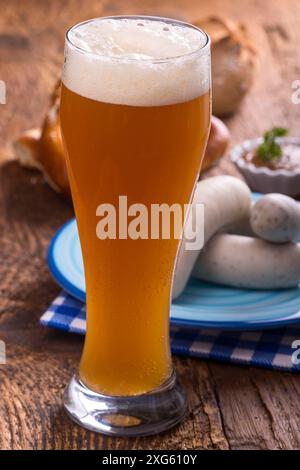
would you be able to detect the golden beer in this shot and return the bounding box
[61,15,211,435]
[61,86,210,395]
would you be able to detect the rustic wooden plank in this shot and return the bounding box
[209,363,282,450]
[249,368,300,450]
[0,0,300,450]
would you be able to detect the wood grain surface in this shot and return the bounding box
[1,0,300,450]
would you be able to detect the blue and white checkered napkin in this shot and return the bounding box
[41,291,300,373]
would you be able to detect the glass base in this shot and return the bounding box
[63,371,187,436]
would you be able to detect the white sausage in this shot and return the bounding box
[250,194,300,243]
[172,176,251,298]
[193,234,300,289]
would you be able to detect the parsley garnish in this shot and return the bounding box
[257,127,288,161]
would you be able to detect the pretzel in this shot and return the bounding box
[14,81,70,198]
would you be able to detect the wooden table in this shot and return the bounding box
[1,0,300,450]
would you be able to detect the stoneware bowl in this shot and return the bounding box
[231,137,300,197]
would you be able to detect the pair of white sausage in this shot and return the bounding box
[172,177,300,297]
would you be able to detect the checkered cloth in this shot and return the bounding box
[41,291,300,372]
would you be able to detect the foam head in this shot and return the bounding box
[63,17,211,106]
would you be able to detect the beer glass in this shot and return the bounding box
[60,15,211,436]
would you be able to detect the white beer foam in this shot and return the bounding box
[62,17,210,106]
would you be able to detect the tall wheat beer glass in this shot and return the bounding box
[60,16,211,436]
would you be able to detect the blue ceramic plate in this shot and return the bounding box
[48,194,300,330]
